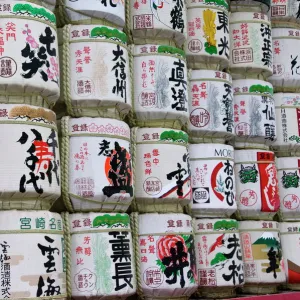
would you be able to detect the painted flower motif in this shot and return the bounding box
[50,56,59,75]
[46,68,54,80]
[89,123,98,132]
[98,125,105,133]
[113,126,120,136]
[26,35,39,49]
[156,235,188,261]
[106,124,114,134]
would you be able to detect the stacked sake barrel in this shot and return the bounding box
[0,1,69,299]
[228,0,287,295]
[126,0,199,299]
[269,0,300,291]
[56,1,137,299]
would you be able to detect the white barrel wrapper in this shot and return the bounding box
[70,213,136,298]
[271,0,300,25]
[133,45,189,128]
[280,222,300,288]
[233,79,276,147]
[239,221,285,293]
[188,70,234,140]
[64,25,131,119]
[185,0,230,69]
[229,12,273,78]
[230,0,270,13]
[0,1,59,105]
[277,157,300,221]
[130,0,187,47]
[272,93,300,153]
[134,127,191,212]
[0,104,60,209]
[0,210,66,299]
[269,28,300,92]
[137,213,197,298]
[194,219,244,297]
[62,0,125,28]
[63,117,133,212]
[235,150,280,220]
[190,144,237,218]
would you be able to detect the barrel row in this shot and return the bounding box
[4,210,300,299]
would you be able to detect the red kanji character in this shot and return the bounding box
[77,258,84,265]
[76,246,83,254]
[140,239,147,246]
[84,247,91,256]
[83,236,91,244]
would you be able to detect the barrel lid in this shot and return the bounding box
[69,24,127,45]
[136,128,188,145]
[70,213,130,234]
[194,218,238,232]
[272,27,300,39]
[239,220,279,230]
[280,222,300,233]
[189,144,234,160]
[235,149,275,164]
[233,79,273,96]
[190,70,232,82]
[276,157,300,170]
[274,93,300,107]
[133,44,186,59]
[67,117,130,140]
[230,11,270,23]
[138,213,192,235]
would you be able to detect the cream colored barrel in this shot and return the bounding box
[230,0,270,13]
[188,70,234,141]
[0,1,59,108]
[61,116,133,213]
[229,12,273,79]
[134,213,197,299]
[239,221,286,294]
[62,24,131,120]
[0,210,66,299]
[271,0,300,27]
[194,218,244,299]
[185,0,229,70]
[133,45,188,130]
[132,127,191,213]
[235,150,280,220]
[58,0,125,28]
[280,222,300,290]
[0,103,60,210]
[233,79,276,149]
[69,213,136,299]
[269,28,300,92]
[272,93,300,155]
[277,157,300,221]
[129,0,187,47]
[189,144,237,218]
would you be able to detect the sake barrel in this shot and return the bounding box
[269,28,300,92]
[0,210,66,299]
[280,222,300,289]
[61,116,133,212]
[59,0,125,28]
[0,1,59,107]
[133,45,189,129]
[276,157,300,221]
[239,221,285,294]
[271,93,300,154]
[230,0,270,13]
[194,219,244,298]
[233,79,276,148]
[133,127,191,213]
[70,213,136,298]
[62,24,131,120]
[188,70,234,140]
[271,0,300,27]
[136,213,197,299]
[229,12,273,78]
[129,0,187,47]
[235,150,280,220]
[189,144,237,218]
[0,103,60,210]
[185,0,230,70]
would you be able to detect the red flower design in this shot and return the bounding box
[156,235,187,261]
